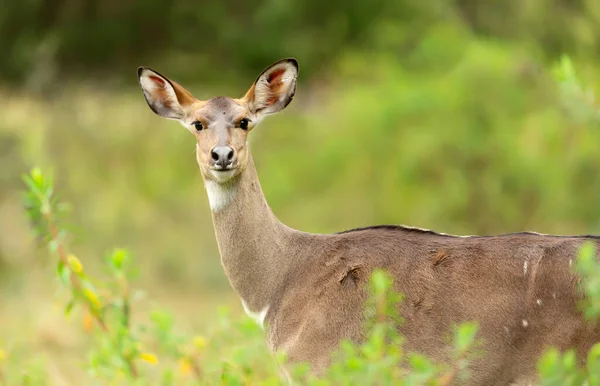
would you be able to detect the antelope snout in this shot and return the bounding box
[211,146,235,169]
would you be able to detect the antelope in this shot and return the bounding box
[137,58,600,385]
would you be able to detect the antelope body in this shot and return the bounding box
[137,58,600,385]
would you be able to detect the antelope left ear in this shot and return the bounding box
[243,58,298,116]
[137,67,196,121]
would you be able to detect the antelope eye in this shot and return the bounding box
[192,121,204,131]
[239,118,250,130]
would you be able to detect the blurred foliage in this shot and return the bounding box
[538,344,600,386]
[1,0,600,90]
[0,0,408,89]
[22,167,167,383]
[1,0,600,383]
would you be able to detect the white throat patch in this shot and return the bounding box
[241,300,270,330]
[204,180,237,213]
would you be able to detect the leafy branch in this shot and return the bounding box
[21,167,206,383]
[22,167,140,377]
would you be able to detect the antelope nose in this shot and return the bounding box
[211,146,234,168]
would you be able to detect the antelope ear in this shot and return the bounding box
[244,58,298,116]
[137,67,196,120]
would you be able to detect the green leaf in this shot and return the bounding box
[48,239,59,254]
[110,248,129,271]
[577,241,596,266]
[537,348,561,381]
[454,321,479,354]
[57,260,70,287]
[23,175,43,200]
[30,167,44,186]
[562,350,576,370]
[370,268,392,295]
[82,282,102,310]
[409,353,434,372]
[552,55,573,83]
[65,299,76,316]
[586,343,600,385]
[67,254,84,273]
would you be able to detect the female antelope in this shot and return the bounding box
[138,58,600,385]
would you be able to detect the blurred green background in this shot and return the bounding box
[1,0,600,383]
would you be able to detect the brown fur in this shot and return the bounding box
[138,59,600,385]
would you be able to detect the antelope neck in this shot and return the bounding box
[204,154,291,318]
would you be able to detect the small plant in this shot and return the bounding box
[22,167,205,384]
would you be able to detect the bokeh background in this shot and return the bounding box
[1,0,600,383]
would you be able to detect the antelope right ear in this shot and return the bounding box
[243,58,298,116]
[137,67,196,120]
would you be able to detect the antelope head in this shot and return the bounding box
[137,58,298,184]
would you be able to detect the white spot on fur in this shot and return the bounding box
[523,260,528,275]
[504,326,509,333]
[204,180,236,213]
[553,293,557,299]
[569,258,573,267]
[241,300,269,329]
[522,320,528,327]
[536,299,542,306]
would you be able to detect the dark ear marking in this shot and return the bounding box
[252,58,299,88]
[282,86,296,109]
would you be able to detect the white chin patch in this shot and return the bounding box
[204,179,237,213]
[209,169,236,182]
